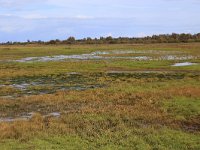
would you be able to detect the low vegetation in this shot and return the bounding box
[0,43,199,149]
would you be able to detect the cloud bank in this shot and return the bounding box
[0,0,199,42]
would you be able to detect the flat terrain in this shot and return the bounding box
[0,43,200,149]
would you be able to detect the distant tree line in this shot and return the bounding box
[1,33,200,45]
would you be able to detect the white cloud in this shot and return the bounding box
[0,16,36,33]
[74,15,94,20]
[0,0,45,8]
[22,14,48,19]
[0,26,15,33]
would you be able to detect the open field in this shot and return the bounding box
[0,43,200,149]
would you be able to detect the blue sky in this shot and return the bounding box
[0,0,200,42]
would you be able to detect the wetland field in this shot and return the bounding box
[0,43,200,149]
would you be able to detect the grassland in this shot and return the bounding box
[0,43,200,149]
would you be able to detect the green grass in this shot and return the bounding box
[1,127,200,150]
[0,43,200,60]
[0,135,90,150]
[1,59,200,79]
[163,97,200,120]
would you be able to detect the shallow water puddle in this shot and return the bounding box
[0,73,105,97]
[1,71,199,98]
[12,83,32,90]
[0,83,103,98]
[0,112,61,123]
[8,50,198,62]
[172,62,197,67]
[158,55,196,60]
[14,54,103,62]
[47,112,61,117]
[93,50,180,55]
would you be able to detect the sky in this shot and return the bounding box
[0,0,200,42]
